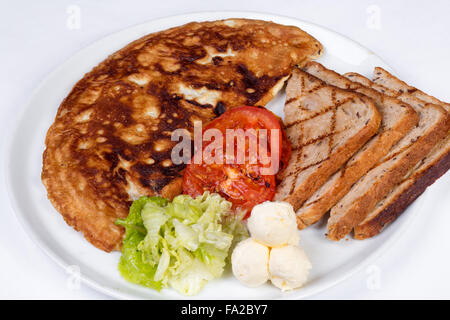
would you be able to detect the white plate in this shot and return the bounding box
[6,11,425,300]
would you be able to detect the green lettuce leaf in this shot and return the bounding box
[115,192,248,295]
[115,196,168,290]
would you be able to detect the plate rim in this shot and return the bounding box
[5,10,419,300]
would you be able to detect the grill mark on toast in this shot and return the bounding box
[302,197,323,207]
[329,88,337,158]
[287,81,336,197]
[301,72,305,94]
[288,122,304,196]
[307,82,325,94]
[291,129,346,151]
[285,97,353,128]
[286,88,344,197]
[297,156,330,172]
[288,80,324,113]
[286,97,298,104]
[288,154,331,197]
[287,74,306,197]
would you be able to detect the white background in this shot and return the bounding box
[1,0,449,299]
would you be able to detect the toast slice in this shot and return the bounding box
[372,67,450,111]
[327,73,449,240]
[350,68,450,239]
[274,68,381,214]
[295,62,418,228]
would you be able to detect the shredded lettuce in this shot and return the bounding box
[115,192,248,295]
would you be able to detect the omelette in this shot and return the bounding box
[42,18,323,251]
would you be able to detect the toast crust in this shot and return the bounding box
[275,69,381,215]
[297,63,418,228]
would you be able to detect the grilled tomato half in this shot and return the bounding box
[182,106,291,217]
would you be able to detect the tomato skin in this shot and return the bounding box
[182,106,289,217]
[183,162,276,219]
[207,106,283,167]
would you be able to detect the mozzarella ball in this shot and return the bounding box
[247,201,300,247]
[269,245,311,291]
[231,238,270,287]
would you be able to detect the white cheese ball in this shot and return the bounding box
[269,245,311,291]
[247,201,300,247]
[231,238,270,287]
